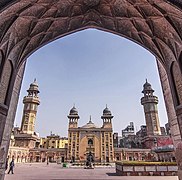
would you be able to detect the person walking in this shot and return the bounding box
[5,158,8,171]
[8,159,15,174]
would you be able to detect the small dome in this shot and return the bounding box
[30,81,38,87]
[103,106,112,115]
[142,79,154,92]
[81,117,99,128]
[69,106,78,115]
[27,79,39,93]
[81,122,98,128]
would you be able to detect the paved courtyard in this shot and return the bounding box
[5,163,179,180]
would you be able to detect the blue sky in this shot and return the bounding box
[14,29,168,137]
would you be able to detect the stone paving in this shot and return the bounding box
[4,163,179,180]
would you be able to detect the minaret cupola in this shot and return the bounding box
[142,79,154,97]
[68,105,80,128]
[101,105,113,128]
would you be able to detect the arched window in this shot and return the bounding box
[179,51,182,73]
[0,60,13,104]
[170,61,182,106]
[88,139,93,145]
[0,50,2,69]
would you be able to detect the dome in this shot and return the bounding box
[142,79,154,92]
[30,81,38,87]
[81,122,98,128]
[103,106,112,115]
[81,117,99,128]
[69,106,78,115]
[27,79,39,93]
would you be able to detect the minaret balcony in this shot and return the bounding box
[23,96,40,104]
[141,96,158,104]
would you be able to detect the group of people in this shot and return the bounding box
[6,158,15,174]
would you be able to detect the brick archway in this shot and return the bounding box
[0,0,182,179]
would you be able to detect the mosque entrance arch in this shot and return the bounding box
[0,0,182,179]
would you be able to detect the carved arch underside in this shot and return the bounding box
[0,0,181,70]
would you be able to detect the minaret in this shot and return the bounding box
[101,105,113,128]
[67,106,80,162]
[68,106,79,128]
[20,79,40,134]
[141,79,161,136]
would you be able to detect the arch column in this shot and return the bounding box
[175,105,182,180]
[157,60,181,145]
[0,61,26,179]
[0,104,8,179]
[0,105,8,146]
[176,106,182,135]
[157,60,182,180]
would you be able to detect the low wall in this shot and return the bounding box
[116,162,178,176]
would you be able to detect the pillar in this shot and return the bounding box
[157,60,181,145]
[157,60,182,180]
[0,62,26,180]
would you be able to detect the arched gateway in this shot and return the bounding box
[0,0,182,179]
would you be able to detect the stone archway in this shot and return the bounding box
[0,0,182,179]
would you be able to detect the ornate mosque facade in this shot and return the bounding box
[67,106,114,162]
[1,1,182,179]
[7,79,174,164]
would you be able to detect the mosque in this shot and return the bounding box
[67,105,114,162]
[7,79,174,164]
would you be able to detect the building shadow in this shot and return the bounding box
[106,172,118,176]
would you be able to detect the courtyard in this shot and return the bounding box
[4,163,179,180]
